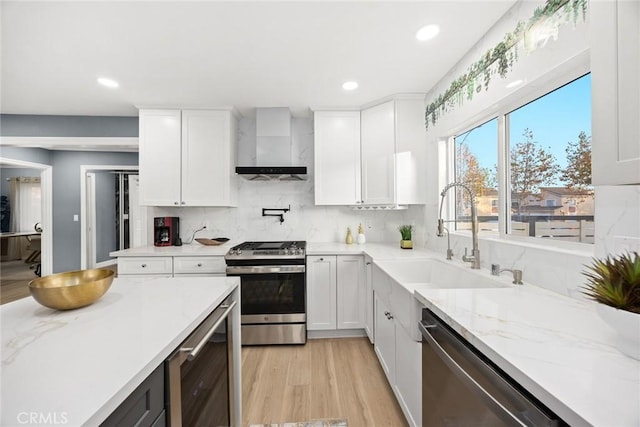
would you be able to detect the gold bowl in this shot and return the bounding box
[28,269,114,310]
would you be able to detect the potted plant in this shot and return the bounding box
[582,251,640,359]
[398,225,413,249]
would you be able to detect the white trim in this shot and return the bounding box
[307,329,367,339]
[0,156,53,276]
[0,136,138,152]
[95,260,116,269]
[80,165,140,270]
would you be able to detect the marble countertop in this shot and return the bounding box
[414,284,640,426]
[306,242,434,259]
[1,276,239,426]
[110,241,239,257]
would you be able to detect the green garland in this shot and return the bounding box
[425,0,588,130]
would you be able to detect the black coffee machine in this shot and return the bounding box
[154,217,180,246]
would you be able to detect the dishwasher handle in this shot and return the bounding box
[183,301,237,361]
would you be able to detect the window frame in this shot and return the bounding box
[443,58,593,254]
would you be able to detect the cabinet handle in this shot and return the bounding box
[319,257,324,261]
[384,311,389,316]
[181,201,185,205]
[366,262,372,265]
[174,202,179,205]
[141,264,147,268]
[388,313,394,320]
[197,263,202,267]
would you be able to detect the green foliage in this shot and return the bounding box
[424,0,588,130]
[510,128,560,209]
[582,252,640,314]
[561,131,592,190]
[398,225,413,240]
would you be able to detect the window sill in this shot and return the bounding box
[449,231,594,257]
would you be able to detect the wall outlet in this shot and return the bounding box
[73,214,79,222]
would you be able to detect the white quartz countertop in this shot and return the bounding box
[306,242,434,259]
[110,241,239,257]
[1,276,239,427]
[414,284,640,426]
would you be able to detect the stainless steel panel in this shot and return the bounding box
[242,313,306,324]
[226,265,305,274]
[241,324,306,345]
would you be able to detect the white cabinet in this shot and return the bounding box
[307,255,365,331]
[313,97,426,206]
[372,264,421,427]
[361,101,396,205]
[139,109,238,206]
[173,256,225,277]
[591,0,640,185]
[364,255,374,343]
[306,256,337,330]
[374,293,396,385]
[313,111,361,205]
[117,256,173,277]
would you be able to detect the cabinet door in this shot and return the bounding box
[117,257,173,276]
[364,256,374,343]
[314,111,361,205]
[592,0,640,185]
[139,110,182,206]
[181,110,236,206]
[336,255,364,329]
[374,293,395,385]
[394,321,422,427]
[361,101,396,204]
[306,256,337,330]
[173,256,225,275]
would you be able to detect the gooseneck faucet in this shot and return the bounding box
[437,182,480,269]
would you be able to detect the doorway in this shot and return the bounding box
[0,157,53,304]
[81,166,144,269]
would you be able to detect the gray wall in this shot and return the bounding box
[52,151,138,272]
[1,114,138,137]
[95,171,117,264]
[0,146,52,165]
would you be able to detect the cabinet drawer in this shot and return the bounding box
[173,256,225,274]
[118,257,173,275]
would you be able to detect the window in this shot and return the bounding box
[453,118,498,234]
[450,74,593,245]
[507,74,593,244]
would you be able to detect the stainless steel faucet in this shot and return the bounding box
[437,182,480,269]
[491,264,523,285]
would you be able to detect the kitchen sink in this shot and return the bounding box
[374,258,509,289]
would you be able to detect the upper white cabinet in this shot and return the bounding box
[139,109,237,206]
[591,0,640,185]
[313,111,361,205]
[313,97,426,206]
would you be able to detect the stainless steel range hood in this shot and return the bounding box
[235,107,307,181]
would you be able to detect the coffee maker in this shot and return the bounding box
[154,217,180,246]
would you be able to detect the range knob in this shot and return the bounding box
[287,249,294,255]
[296,248,303,255]
[236,249,242,255]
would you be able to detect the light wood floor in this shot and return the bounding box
[241,338,408,427]
[0,260,35,304]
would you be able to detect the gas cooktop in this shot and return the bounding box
[225,241,306,262]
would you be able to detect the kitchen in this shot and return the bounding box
[1,1,640,427]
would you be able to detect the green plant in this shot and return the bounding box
[398,225,413,241]
[582,252,640,314]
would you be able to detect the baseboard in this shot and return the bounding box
[308,329,367,339]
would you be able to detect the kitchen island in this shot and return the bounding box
[1,275,241,426]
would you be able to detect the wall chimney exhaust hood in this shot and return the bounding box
[235,107,307,181]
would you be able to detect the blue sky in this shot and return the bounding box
[456,73,592,185]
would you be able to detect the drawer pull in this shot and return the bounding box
[197,263,202,267]
[141,264,147,268]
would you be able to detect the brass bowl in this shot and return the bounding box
[28,269,114,310]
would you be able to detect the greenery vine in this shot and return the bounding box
[425,0,588,130]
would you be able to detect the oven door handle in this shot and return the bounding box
[226,265,305,274]
[182,301,237,361]
[419,320,529,427]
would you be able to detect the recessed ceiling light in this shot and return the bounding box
[506,79,523,89]
[416,25,440,41]
[342,81,358,91]
[97,77,119,88]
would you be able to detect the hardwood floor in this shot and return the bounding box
[0,260,35,304]
[242,337,408,427]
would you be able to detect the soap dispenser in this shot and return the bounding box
[357,223,366,245]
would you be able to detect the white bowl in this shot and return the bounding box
[597,304,640,360]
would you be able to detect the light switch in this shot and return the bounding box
[73,214,79,222]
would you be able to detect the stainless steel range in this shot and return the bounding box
[225,241,306,345]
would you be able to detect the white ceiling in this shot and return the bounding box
[1,1,516,118]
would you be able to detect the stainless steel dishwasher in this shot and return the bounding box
[419,308,565,426]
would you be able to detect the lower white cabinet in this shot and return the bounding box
[373,265,421,427]
[364,255,374,343]
[307,255,365,331]
[117,256,224,278]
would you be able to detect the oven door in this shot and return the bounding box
[226,265,306,323]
